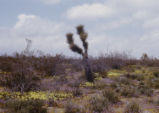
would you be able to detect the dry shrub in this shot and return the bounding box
[137,82,153,96]
[65,101,85,113]
[102,89,119,104]
[0,55,15,72]
[120,86,138,97]
[124,101,143,113]
[0,57,40,92]
[72,88,82,97]
[35,55,66,76]
[140,54,159,66]
[89,95,109,113]
[6,99,47,113]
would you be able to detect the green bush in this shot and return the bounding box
[6,99,47,113]
[124,101,142,113]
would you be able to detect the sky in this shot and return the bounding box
[1,0,159,58]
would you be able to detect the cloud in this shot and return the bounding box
[65,0,159,20]
[133,29,159,57]
[0,14,74,56]
[13,14,65,37]
[126,0,159,8]
[97,17,133,30]
[2,0,159,58]
[66,3,115,19]
[143,17,159,29]
[38,0,60,5]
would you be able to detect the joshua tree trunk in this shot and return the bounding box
[83,55,94,82]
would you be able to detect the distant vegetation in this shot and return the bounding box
[0,51,159,112]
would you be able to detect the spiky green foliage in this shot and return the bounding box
[69,44,83,55]
[66,25,94,82]
[66,33,74,44]
[76,25,88,54]
[76,25,84,35]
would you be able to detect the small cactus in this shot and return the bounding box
[66,25,94,82]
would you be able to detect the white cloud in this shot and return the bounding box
[14,14,36,29]
[0,14,74,56]
[65,0,159,20]
[66,3,115,19]
[13,14,65,37]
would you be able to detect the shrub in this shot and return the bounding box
[145,75,154,87]
[136,75,145,81]
[110,82,119,89]
[153,71,159,77]
[124,72,144,81]
[102,89,119,104]
[0,61,40,92]
[146,97,154,104]
[126,73,145,81]
[112,63,122,69]
[89,95,109,113]
[0,61,12,72]
[124,101,143,113]
[94,81,107,89]
[46,98,57,107]
[6,99,47,113]
[153,78,159,88]
[125,73,138,80]
[154,98,159,106]
[72,88,82,97]
[35,55,66,76]
[120,86,138,97]
[137,83,153,96]
[90,58,108,74]
[146,76,159,89]
[115,76,131,85]
[68,81,81,88]
[65,101,85,113]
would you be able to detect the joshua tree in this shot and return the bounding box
[66,25,94,82]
